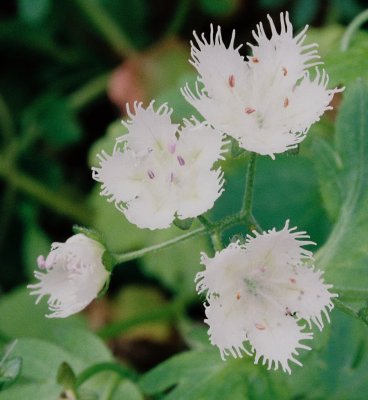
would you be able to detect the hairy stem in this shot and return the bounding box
[241,152,257,216]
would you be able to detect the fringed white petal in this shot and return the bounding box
[196,220,335,373]
[28,234,109,318]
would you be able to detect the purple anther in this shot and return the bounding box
[170,172,174,183]
[37,255,47,269]
[147,170,155,179]
[177,155,185,166]
[168,142,176,154]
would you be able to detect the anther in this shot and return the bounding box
[255,323,266,330]
[282,67,288,76]
[147,170,155,179]
[168,142,176,154]
[37,255,47,269]
[236,292,241,300]
[245,107,255,114]
[228,74,235,88]
[177,155,185,166]
[284,97,289,108]
[251,57,259,63]
[289,277,296,284]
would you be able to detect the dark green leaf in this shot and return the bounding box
[56,362,76,390]
[314,79,368,310]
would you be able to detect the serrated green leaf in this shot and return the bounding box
[199,0,239,16]
[18,0,51,24]
[139,350,250,400]
[315,79,368,309]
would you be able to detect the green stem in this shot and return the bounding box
[0,94,16,144]
[0,163,91,225]
[241,152,257,216]
[164,0,191,36]
[76,362,136,388]
[341,9,368,51]
[98,299,184,339]
[75,0,136,58]
[210,230,223,252]
[197,215,222,252]
[113,212,248,265]
[101,375,121,400]
[113,226,206,263]
[68,72,111,112]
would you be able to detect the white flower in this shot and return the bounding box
[28,234,109,318]
[92,101,225,230]
[195,220,336,373]
[182,12,343,158]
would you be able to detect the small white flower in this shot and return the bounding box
[196,220,336,373]
[182,12,343,158]
[28,234,109,318]
[92,101,225,230]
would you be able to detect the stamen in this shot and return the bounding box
[170,172,174,183]
[245,107,256,114]
[282,67,288,76]
[37,255,47,269]
[177,155,185,166]
[251,56,259,63]
[147,170,155,179]
[255,323,266,330]
[168,142,176,154]
[284,98,289,108]
[236,292,241,300]
[289,277,296,284]
[228,74,235,87]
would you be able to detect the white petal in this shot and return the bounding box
[92,149,144,203]
[177,118,226,169]
[190,25,248,100]
[204,297,250,360]
[122,101,178,154]
[175,168,224,219]
[285,69,342,134]
[247,309,313,374]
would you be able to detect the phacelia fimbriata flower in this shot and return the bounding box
[28,234,110,318]
[195,221,336,373]
[92,101,225,230]
[182,12,343,158]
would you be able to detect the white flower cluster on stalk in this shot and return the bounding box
[196,221,337,373]
[182,12,342,158]
[28,234,109,318]
[92,102,225,230]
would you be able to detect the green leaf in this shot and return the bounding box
[314,79,368,310]
[0,382,61,400]
[0,287,85,340]
[56,362,76,390]
[112,380,143,400]
[0,358,22,390]
[139,350,250,400]
[199,0,239,16]
[18,0,51,24]
[310,26,368,86]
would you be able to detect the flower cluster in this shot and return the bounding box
[28,12,339,375]
[28,234,109,318]
[196,221,336,373]
[182,12,342,158]
[92,102,225,230]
